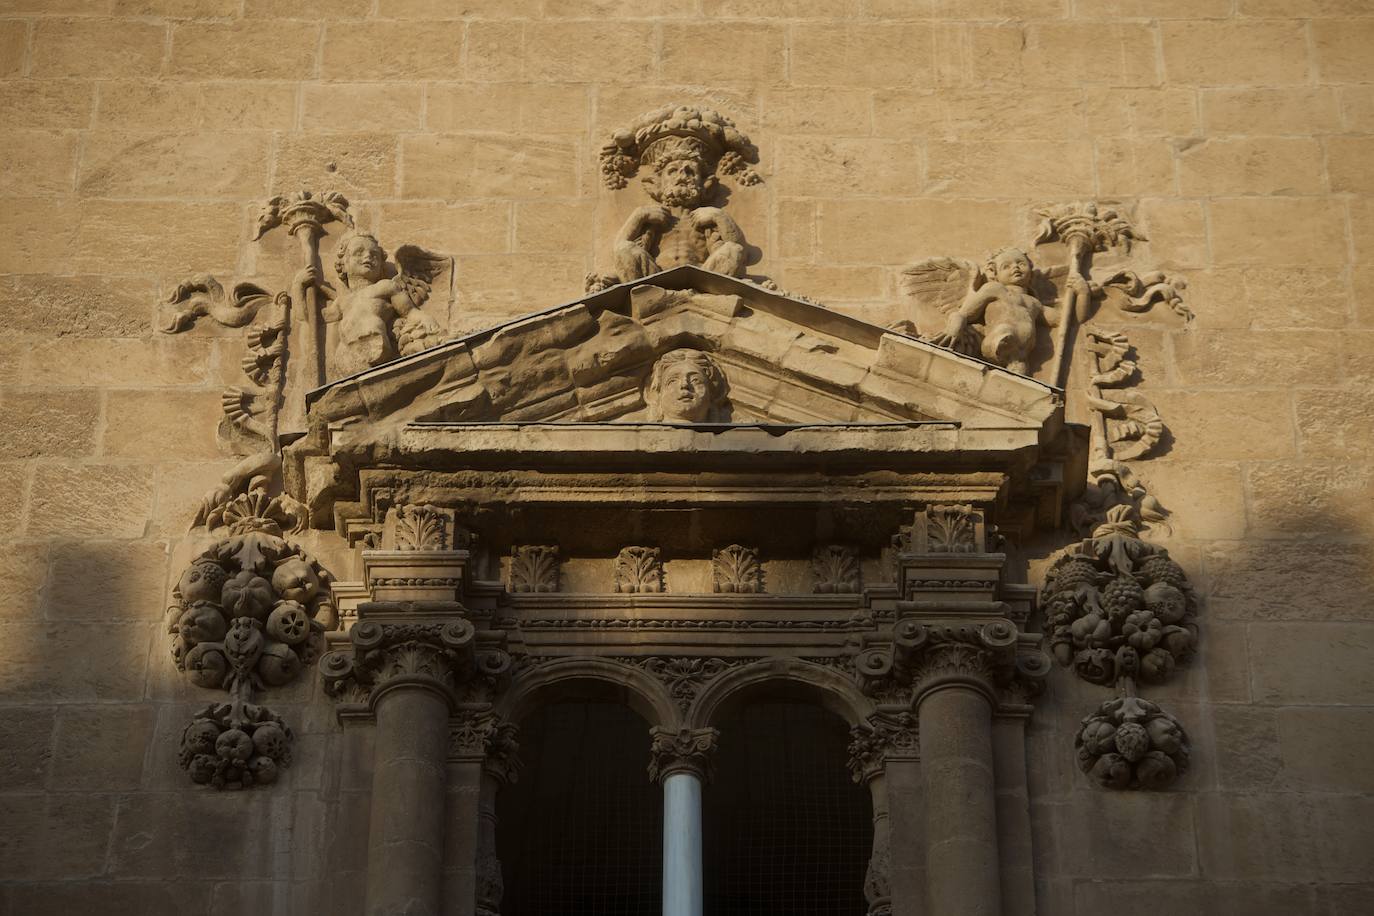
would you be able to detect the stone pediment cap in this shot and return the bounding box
[304,265,1062,435]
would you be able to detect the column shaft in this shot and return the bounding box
[662,772,704,916]
[367,688,451,916]
[918,687,1001,916]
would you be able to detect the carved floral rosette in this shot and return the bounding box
[165,482,334,788]
[179,701,292,790]
[1076,696,1189,790]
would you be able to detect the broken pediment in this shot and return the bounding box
[306,266,1061,434]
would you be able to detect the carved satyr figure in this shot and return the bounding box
[296,230,448,379]
[903,248,1085,375]
[645,349,730,423]
[595,105,761,290]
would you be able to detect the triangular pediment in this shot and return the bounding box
[306,266,1061,436]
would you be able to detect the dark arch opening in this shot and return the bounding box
[497,699,662,916]
[704,700,873,915]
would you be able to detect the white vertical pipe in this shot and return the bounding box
[662,771,704,916]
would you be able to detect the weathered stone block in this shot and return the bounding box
[1084,88,1199,137]
[73,202,241,276]
[0,20,25,77]
[321,21,463,80]
[1295,390,1374,459]
[26,464,155,539]
[0,707,55,790]
[301,83,423,132]
[1250,622,1374,704]
[1275,707,1374,793]
[0,130,77,197]
[79,131,270,200]
[273,132,398,200]
[0,391,101,460]
[1146,390,1295,461]
[169,20,320,79]
[1198,794,1374,883]
[790,23,935,88]
[1202,88,1342,135]
[401,135,579,200]
[0,795,116,880]
[0,275,156,340]
[775,138,923,198]
[1096,139,1176,197]
[1313,19,1374,83]
[1170,330,1343,387]
[1138,199,1208,268]
[927,140,1095,197]
[661,23,785,85]
[0,198,81,275]
[1043,793,1197,878]
[246,0,370,16]
[1178,138,1325,196]
[103,390,225,461]
[95,81,296,131]
[425,83,588,134]
[32,19,165,78]
[49,705,156,791]
[1211,705,1281,791]
[377,200,510,256]
[6,880,216,916]
[46,539,169,621]
[1162,21,1310,85]
[1205,540,1372,621]
[0,463,31,535]
[763,88,874,137]
[1209,199,1347,268]
[1246,460,1373,538]
[1327,137,1374,194]
[523,21,657,83]
[818,199,1018,264]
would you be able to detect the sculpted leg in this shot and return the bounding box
[701,241,746,278]
[615,240,660,283]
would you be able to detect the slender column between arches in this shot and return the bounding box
[662,771,704,916]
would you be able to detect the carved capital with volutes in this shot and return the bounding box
[847,711,919,785]
[647,726,720,783]
[320,617,504,710]
[450,711,522,786]
[902,619,1019,701]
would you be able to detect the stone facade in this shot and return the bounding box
[1,3,1373,916]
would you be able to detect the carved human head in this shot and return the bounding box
[985,248,1033,290]
[646,349,728,423]
[334,231,387,286]
[643,137,715,209]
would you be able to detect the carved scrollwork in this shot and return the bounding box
[509,546,560,593]
[713,544,761,594]
[647,726,720,783]
[613,546,664,593]
[319,619,495,706]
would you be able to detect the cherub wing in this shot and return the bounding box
[900,257,982,314]
[392,245,452,310]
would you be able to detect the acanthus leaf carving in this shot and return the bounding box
[390,504,454,552]
[812,544,860,594]
[647,726,720,783]
[508,546,560,594]
[628,656,744,712]
[846,711,919,785]
[894,505,985,555]
[712,544,762,594]
[613,546,665,593]
[319,619,494,705]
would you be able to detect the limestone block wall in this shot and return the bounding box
[0,1,1371,914]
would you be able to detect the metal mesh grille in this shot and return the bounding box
[705,701,873,915]
[497,702,663,916]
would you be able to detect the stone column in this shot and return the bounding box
[848,711,919,916]
[648,727,719,916]
[321,617,478,916]
[905,622,1017,916]
[445,714,520,916]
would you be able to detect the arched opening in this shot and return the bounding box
[497,697,662,915]
[704,699,873,914]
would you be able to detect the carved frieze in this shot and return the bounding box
[613,546,665,593]
[713,544,762,594]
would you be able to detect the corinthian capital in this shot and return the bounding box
[320,619,484,708]
[896,619,1020,700]
[647,727,720,783]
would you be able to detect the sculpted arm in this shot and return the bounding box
[617,206,669,246]
[691,207,745,248]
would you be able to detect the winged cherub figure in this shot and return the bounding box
[294,231,449,379]
[595,105,762,290]
[901,247,1086,375]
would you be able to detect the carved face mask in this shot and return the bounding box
[657,363,712,422]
